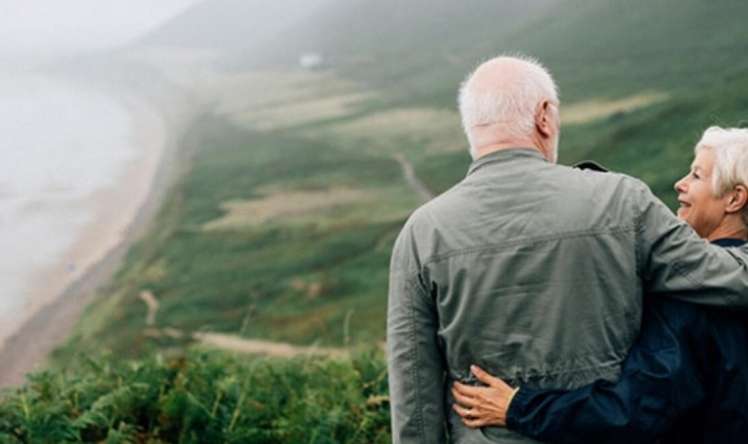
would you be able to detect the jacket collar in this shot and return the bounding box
[712,238,747,247]
[467,147,546,176]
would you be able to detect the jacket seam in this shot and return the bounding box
[634,221,644,279]
[480,357,625,384]
[423,225,637,266]
[523,356,623,378]
[405,277,426,441]
[671,261,700,287]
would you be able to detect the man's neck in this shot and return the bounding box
[475,143,545,160]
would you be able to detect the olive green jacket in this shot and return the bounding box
[387,148,748,444]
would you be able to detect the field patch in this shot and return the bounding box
[203,186,375,230]
[210,70,360,109]
[562,92,668,125]
[229,92,373,131]
[203,69,375,130]
[317,107,467,155]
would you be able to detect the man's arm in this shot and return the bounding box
[505,299,708,444]
[634,179,748,306]
[387,224,446,444]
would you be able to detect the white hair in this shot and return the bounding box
[458,54,559,158]
[695,126,748,226]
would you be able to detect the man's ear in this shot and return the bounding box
[726,184,748,213]
[535,100,553,138]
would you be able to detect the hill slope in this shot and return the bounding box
[141,0,748,103]
[55,0,748,358]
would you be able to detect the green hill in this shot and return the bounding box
[4,1,748,441]
[56,0,748,370]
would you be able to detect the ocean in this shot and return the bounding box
[0,69,159,342]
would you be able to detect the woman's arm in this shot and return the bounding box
[453,300,710,444]
[505,363,700,444]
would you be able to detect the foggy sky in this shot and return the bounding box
[0,0,199,56]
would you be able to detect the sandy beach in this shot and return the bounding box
[0,91,193,388]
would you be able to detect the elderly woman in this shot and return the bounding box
[452,126,748,443]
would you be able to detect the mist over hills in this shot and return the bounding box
[140,0,558,58]
[138,0,561,99]
[136,0,748,109]
[139,0,331,52]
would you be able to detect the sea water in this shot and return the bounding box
[0,69,139,340]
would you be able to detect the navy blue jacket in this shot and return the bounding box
[506,238,748,444]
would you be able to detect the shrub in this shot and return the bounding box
[0,348,390,444]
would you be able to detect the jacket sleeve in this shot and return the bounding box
[633,179,748,307]
[387,223,447,444]
[505,300,707,444]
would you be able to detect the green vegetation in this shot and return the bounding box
[5,0,748,442]
[53,114,415,361]
[0,349,389,443]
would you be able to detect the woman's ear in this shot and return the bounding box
[726,184,748,213]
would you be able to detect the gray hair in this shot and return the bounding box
[458,55,559,158]
[695,126,748,226]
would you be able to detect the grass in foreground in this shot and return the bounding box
[0,348,390,444]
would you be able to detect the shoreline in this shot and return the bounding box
[0,90,197,388]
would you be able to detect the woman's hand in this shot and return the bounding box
[451,365,519,428]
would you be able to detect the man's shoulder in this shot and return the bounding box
[406,161,653,217]
[541,162,661,233]
[406,180,465,221]
[396,160,657,243]
[561,160,652,195]
[392,183,467,257]
[563,159,636,182]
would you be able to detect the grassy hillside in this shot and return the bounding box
[232,0,748,105]
[54,0,748,367]
[141,0,748,105]
[4,1,748,441]
[54,113,414,359]
[511,0,748,100]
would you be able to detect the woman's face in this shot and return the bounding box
[674,148,729,238]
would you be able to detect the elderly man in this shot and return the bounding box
[387,55,748,443]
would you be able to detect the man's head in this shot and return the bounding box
[675,126,748,240]
[458,55,560,161]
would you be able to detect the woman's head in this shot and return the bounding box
[674,126,748,240]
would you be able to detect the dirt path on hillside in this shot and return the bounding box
[139,290,159,326]
[195,332,349,358]
[393,153,434,203]
[139,293,348,358]
[144,327,349,358]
